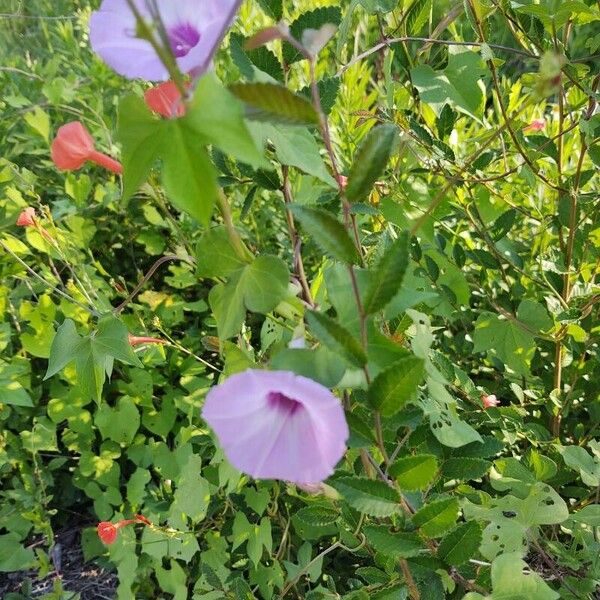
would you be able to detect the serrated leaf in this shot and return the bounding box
[295,505,340,527]
[363,525,425,558]
[306,311,366,368]
[412,497,459,538]
[363,232,410,314]
[332,477,402,517]
[368,356,425,417]
[437,521,482,566]
[230,83,319,125]
[345,124,398,203]
[442,458,491,481]
[292,206,359,264]
[389,454,438,491]
[283,7,342,64]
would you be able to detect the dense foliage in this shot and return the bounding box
[1,0,599,598]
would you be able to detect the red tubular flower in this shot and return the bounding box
[51,122,122,175]
[16,207,36,227]
[481,394,500,409]
[144,82,186,119]
[97,515,151,545]
[128,334,167,347]
[97,522,118,545]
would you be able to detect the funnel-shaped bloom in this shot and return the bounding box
[51,122,122,174]
[97,515,151,545]
[145,82,186,118]
[16,207,37,227]
[202,370,349,485]
[89,0,242,81]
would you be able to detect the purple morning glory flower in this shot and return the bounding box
[89,0,242,81]
[202,370,349,485]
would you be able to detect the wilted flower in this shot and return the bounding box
[523,119,546,133]
[51,122,122,174]
[481,394,500,409]
[145,81,187,118]
[16,207,37,227]
[89,0,242,81]
[128,334,167,346]
[202,369,349,485]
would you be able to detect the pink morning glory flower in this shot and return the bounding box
[89,0,242,81]
[202,370,349,485]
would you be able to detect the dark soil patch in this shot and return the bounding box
[0,530,116,600]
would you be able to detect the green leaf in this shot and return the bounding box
[242,256,290,313]
[45,318,81,379]
[95,396,140,445]
[389,454,438,490]
[332,477,402,517]
[570,505,600,527]
[442,457,491,481]
[0,534,35,572]
[230,83,319,126]
[516,299,553,333]
[406,0,432,34]
[94,315,142,368]
[363,232,410,314]
[283,7,342,64]
[292,206,359,264]
[187,74,267,169]
[363,525,425,558]
[45,316,141,402]
[345,124,398,203]
[306,311,367,368]
[117,94,165,201]
[412,497,459,538]
[295,505,340,527]
[472,311,536,376]
[410,49,487,120]
[256,0,283,19]
[0,379,33,407]
[209,256,290,340]
[489,553,559,599]
[368,356,425,417]
[270,347,345,388]
[209,275,247,341]
[558,445,600,487]
[162,119,218,224]
[196,226,250,278]
[437,522,482,566]
[260,124,337,186]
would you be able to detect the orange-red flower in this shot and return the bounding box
[51,122,122,174]
[97,515,151,545]
[523,119,545,133]
[481,394,500,409]
[16,207,37,227]
[97,522,118,545]
[144,82,186,119]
